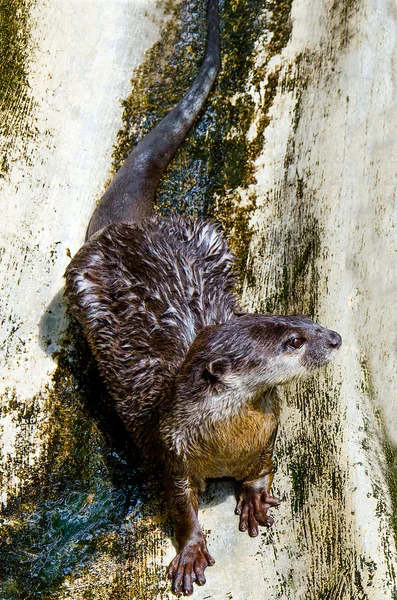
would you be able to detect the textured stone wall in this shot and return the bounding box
[1,0,397,598]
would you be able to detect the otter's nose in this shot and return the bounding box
[327,330,342,349]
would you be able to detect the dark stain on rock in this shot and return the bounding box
[328,0,361,51]
[278,377,355,599]
[0,0,38,177]
[360,356,397,591]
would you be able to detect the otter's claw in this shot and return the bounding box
[168,539,215,596]
[236,489,281,536]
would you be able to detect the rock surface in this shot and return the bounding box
[1,0,397,598]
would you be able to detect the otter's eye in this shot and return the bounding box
[287,336,305,349]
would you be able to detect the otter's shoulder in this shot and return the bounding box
[64,215,239,417]
[65,215,238,338]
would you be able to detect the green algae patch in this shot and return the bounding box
[383,439,397,570]
[280,377,351,599]
[0,0,38,177]
[112,0,293,286]
[0,321,170,600]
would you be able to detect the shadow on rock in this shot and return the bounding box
[38,287,68,356]
[0,305,169,600]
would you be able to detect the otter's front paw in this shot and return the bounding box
[168,538,215,596]
[235,488,281,536]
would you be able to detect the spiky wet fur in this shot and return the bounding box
[65,214,238,456]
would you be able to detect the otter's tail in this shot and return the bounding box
[87,0,220,239]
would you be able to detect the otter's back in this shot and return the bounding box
[64,215,238,449]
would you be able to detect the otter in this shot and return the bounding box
[64,0,342,596]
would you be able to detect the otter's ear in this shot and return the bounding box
[202,358,232,385]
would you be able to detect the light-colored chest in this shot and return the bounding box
[189,401,278,480]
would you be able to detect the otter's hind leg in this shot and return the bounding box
[165,471,214,596]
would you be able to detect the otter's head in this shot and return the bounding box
[177,314,342,398]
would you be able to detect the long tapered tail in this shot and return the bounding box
[87,0,220,239]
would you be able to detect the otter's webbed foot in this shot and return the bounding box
[168,536,215,596]
[235,487,281,536]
